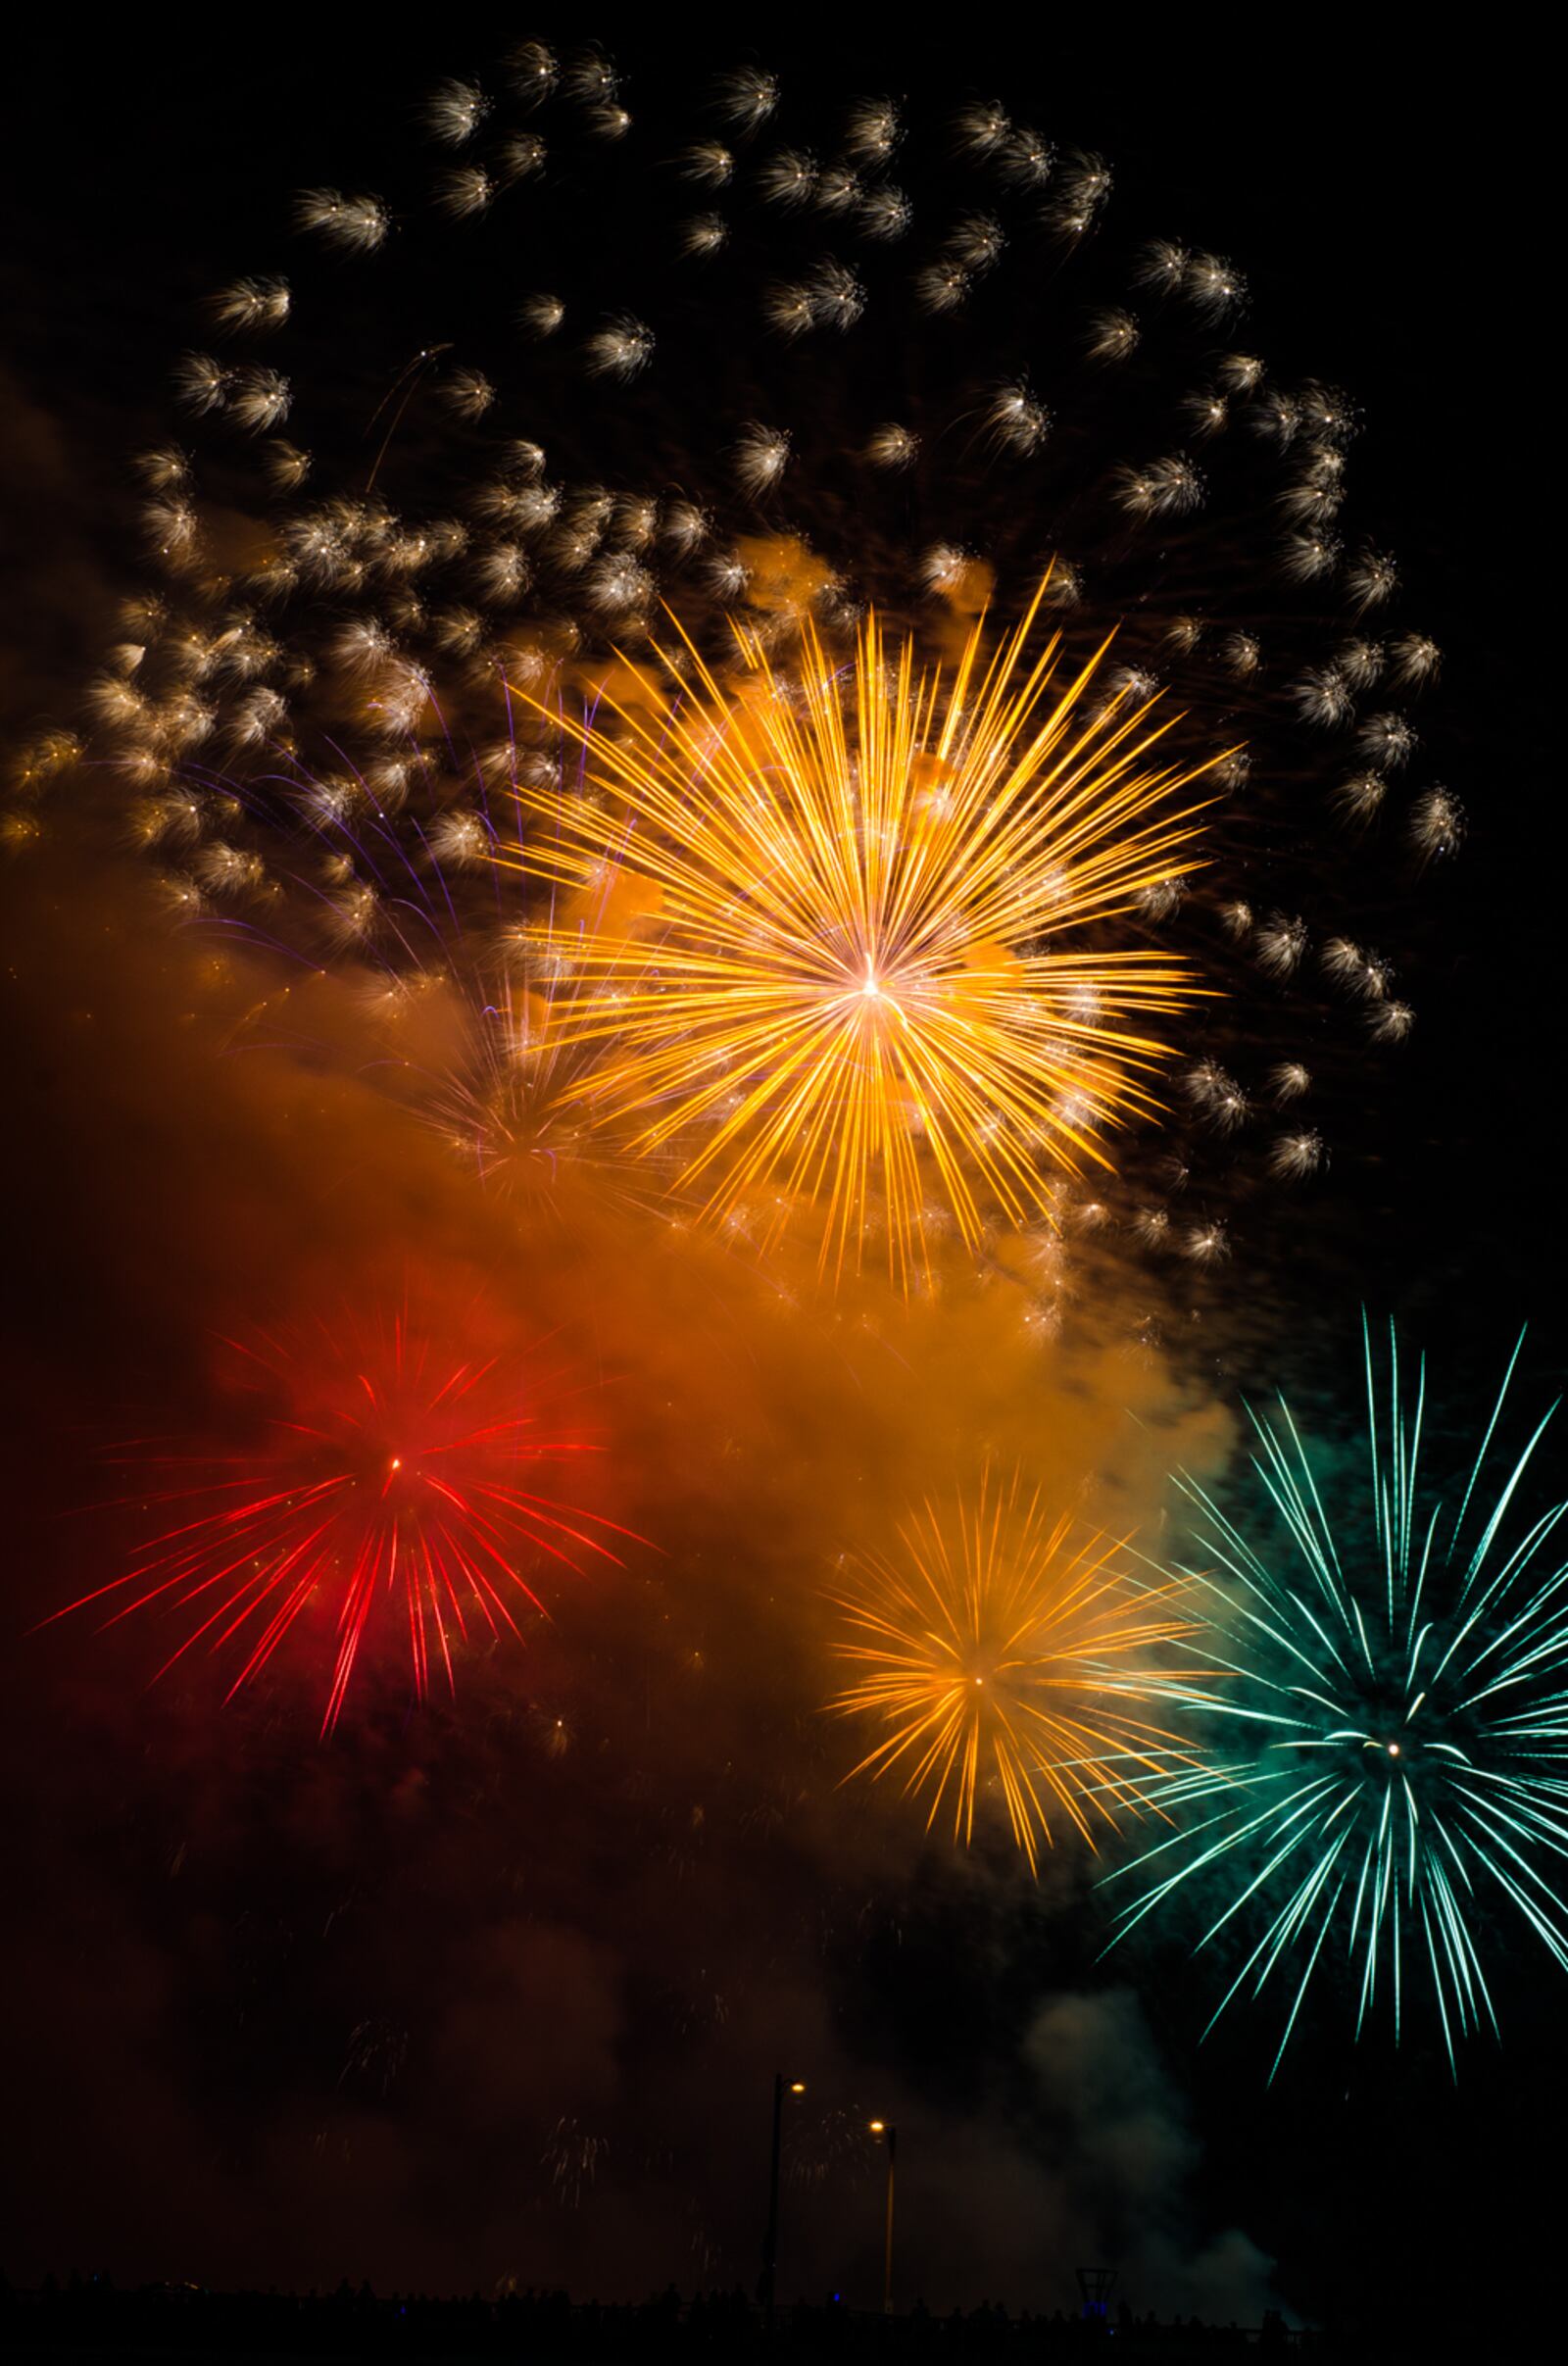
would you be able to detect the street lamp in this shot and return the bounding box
[868,2120,897,2314]
[760,2073,806,2337]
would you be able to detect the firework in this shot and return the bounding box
[1105,1321,1568,2073]
[23,35,1454,1283]
[827,1466,1200,1871]
[379,965,657,1218]
[502,586,1213,1282]
[190,747,658,1224]
[543,2117,610,2207]
[44,1311,637,1733]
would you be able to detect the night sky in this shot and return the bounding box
[1,23,1561,2342]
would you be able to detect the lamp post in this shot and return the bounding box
[761,2072,806,2337]
[867,2120,897,2314]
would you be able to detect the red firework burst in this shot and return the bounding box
[46,1311,636,1732]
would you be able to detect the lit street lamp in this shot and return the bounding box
[760,2072,806,2337]
[867,2119,897,2314]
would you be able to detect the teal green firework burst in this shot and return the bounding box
[1105,1320,1568,2074]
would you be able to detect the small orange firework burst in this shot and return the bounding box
[500,580,1220,1284]
[827,1467,1198,1871]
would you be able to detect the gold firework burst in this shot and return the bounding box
[500,581,1219,1282]
[827,1467,1198,1871]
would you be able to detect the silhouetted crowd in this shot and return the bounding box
[1,2272,1307,2361]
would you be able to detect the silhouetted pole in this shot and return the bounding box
[761,2072,804,2337]
[867,2120,899,2313]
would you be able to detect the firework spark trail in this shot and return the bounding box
[41,1312,640,1733]
[827,1465,1202,1871]
[1103,1319,1568,2073]
[501,585,1217,1282]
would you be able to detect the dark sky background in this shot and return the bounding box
[1,19,1561,2342]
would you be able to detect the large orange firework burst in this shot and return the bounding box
[46,1312,637,1734]
[501,583,1217,1283]
[827,1468,1199,1871]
